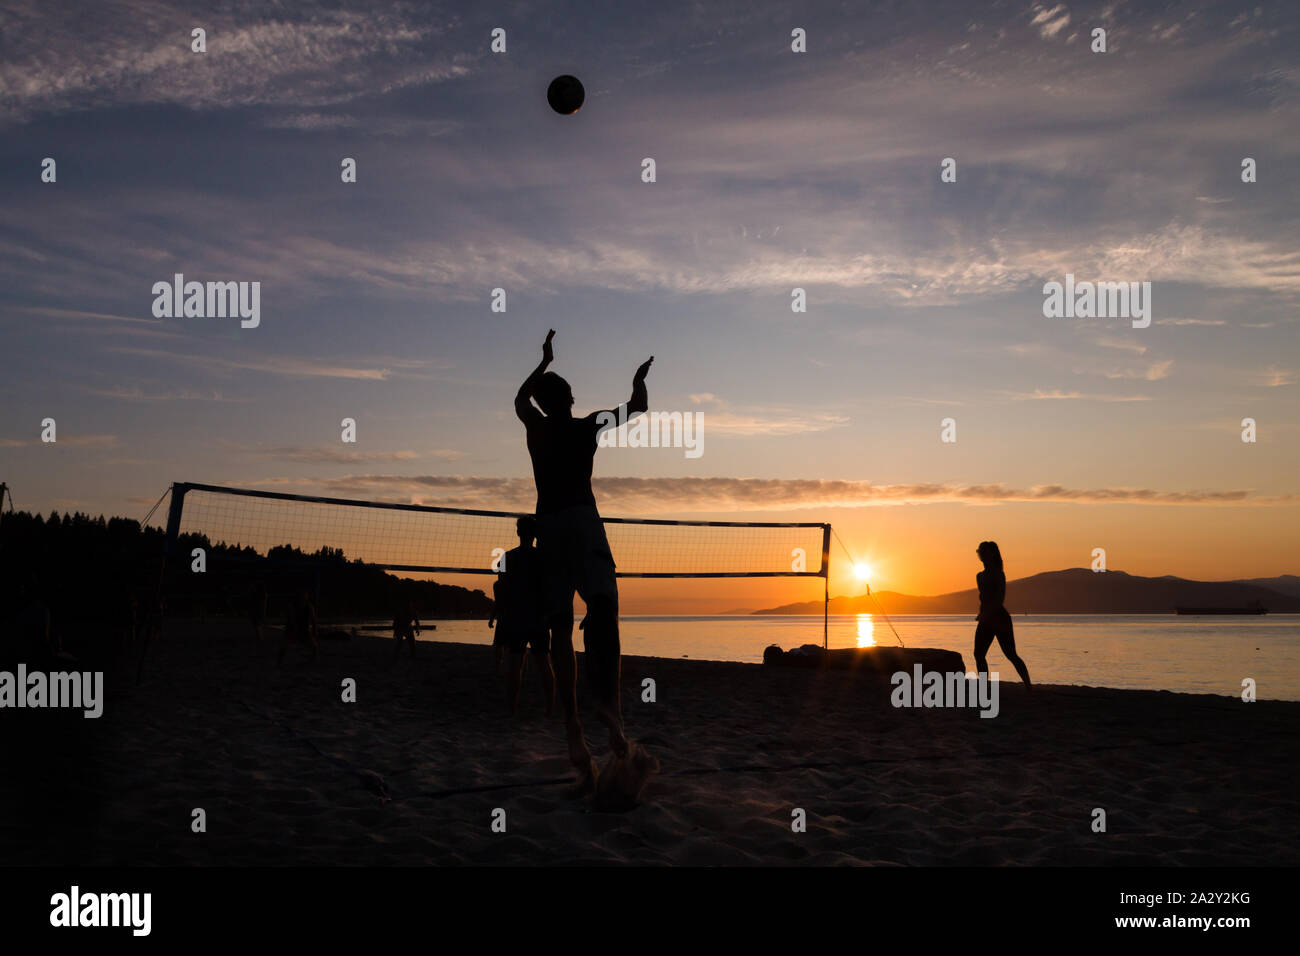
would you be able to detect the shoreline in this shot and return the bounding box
[321,616,1300,701]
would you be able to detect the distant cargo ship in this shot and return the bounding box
[1175,605,1268,615]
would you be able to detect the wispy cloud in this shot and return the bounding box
[1099,359,1174,381]
[9,305,182,340]
[259,112,461,138]
[889,396,965,407]
[0,434,118,448]
[83,385,250,402]
[222,442,421,464]
[704,411,849,436]
[1001,389,1153,402]
[1029,4,1071,39]
[233,473,1284,513]
[0,1,473,124]
[1093,336,1147,354]
[682,394,846,435]
[1256,366,1296,387]
[107,346,432,381]
[16,306,163,326]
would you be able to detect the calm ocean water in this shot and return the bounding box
[381,614,1300,701]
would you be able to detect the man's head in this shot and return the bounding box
[517,515,537,545]
[533,371,574,417]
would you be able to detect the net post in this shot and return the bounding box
[163,482,190,556]
[140,483,188,686]
[159,483,191,606]
[821,524,831,649]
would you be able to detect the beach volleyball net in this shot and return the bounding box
[159,482,830,578]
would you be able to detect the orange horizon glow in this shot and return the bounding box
[423,497,1300,615]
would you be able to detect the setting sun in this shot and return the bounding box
[853,562,872,581]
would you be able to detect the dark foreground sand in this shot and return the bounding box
[4,621,1298,866]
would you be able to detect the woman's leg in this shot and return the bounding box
[973,621,994,676]
[995,614,1032,687]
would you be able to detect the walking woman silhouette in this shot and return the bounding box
[974,541,1032,688]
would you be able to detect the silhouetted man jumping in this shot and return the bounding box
[516,329,652,792]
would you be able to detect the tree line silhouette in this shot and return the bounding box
[1,508,493,641]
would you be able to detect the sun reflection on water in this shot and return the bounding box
[856,613,875,648]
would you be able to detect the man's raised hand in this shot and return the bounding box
[542,329,556,364]
[634,356,654,383]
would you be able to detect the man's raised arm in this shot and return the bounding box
[595,355,654,434]
[515,329,556,423]
[626,355,654,417]
[591,355,653,436]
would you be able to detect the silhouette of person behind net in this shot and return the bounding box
[249,579,268,643]
[974,540,1032,689]
[278,588,319,665]
[392,595,420,661]
[515,329,653,793]
[493,515,556,716]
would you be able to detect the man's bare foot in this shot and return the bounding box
[564,757,599,798]
[595,705,629,757]
[593,741,659,811]
[607,726,628,758]
[566,717,593,768]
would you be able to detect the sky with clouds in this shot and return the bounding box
[1,0,1296,605]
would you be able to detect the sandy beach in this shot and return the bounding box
[4,621,1298,867]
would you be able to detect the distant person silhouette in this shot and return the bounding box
[278,588,319,665]
[974,541,1031,688]
[134,592,163,686]
[122,586,140,653]
[392,595,420,660]
[487,584,507,674]
[6,572,53,663]
[516,329,653,792]
[249,580,268,643]
[491,516,556,716]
